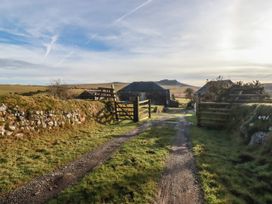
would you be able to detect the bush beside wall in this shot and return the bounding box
[229,103,272,142]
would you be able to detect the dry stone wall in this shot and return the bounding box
[0,96,113,138]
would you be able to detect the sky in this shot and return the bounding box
[0,0,272,86]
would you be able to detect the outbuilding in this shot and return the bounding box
[194,80,234,102]
[77,90,96,100]
[117,81,170,105]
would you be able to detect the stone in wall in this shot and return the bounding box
[249,131,268,145]
[0,103,91,138]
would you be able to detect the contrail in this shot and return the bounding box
[55,51,74,67]
[56,1,153,66]
[44,34,58,59]
[114,0,153,24]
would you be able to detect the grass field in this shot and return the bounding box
[72,82,127,91]
[162,85,199,98]
[187,114,272,204]
[0,83,198,98]
[0,120,137,195]
[0,85,46,96]
[49,122,177,204]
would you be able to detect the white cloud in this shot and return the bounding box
[0,0,272,85]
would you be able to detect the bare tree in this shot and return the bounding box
[48,79,69,99]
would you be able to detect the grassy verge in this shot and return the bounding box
[176,97,190,108]
[187,114,272,204]
[0,120,137,195]
[48,122,177,204]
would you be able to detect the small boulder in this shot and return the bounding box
[7,124,16,131]
[249,132,268,145]
[5,131,13,136]
[15,133,24,139]
[0,126,5,136]
[66,113,72,119]
[48,121,54,127]
[42,122,47,129]
[0,104,7,112]
[36,120,42,126]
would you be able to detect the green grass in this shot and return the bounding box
[48,122,177,204]
[175,97,191,108]
[175,97,190,104]
[0,120,137,195]
[187,114,272,204]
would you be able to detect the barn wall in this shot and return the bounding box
[118,90,170,105]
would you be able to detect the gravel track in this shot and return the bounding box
[155,116,203,204]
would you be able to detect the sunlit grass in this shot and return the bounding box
[0,120,137,195]
[49,123,177,204]
[187,114,272,204]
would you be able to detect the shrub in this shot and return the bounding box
[48,79,70,99]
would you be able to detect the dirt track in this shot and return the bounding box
[0,114,203,204]
[0,123,150,204]
[155,116,203,204]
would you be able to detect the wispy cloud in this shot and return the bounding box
[0,0,272,85]
[44,34,58,59]
[113,0,153,24]
[55,51,74,67]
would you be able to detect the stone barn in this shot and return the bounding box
[194,80,234,102]
[117,81,170,105]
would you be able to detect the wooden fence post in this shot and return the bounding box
[148,99,151,118]
[114,101,119,121]
[196,97,201,127]
[133,96,139,122]
[111,84,119,121]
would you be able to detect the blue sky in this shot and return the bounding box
[0,0,272,85]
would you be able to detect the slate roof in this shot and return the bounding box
[118,81,166,92]
[77,90,96,99]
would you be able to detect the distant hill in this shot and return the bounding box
[157,79,187,86]
[0,81,199,98]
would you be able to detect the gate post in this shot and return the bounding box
[196,97,201,127]
[133,96,139,122]
[111,84,119,121]
[114,101,119,121]
[148,99,151,118]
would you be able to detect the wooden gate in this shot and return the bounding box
[115,97,151,122]
[196,102,232,128]
[138,99,152,120]
[115,101,134,121]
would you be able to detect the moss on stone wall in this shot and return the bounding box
[229,104,272,141]
[0,95,115,137]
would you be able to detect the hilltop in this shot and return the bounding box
[156,79,187,86]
